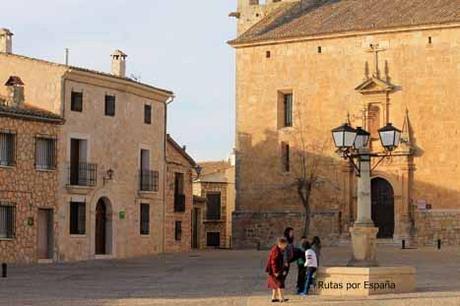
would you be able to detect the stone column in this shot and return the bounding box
[348,148,379,267]
[355,150,373,226]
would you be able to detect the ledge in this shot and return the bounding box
[65,185,94,195]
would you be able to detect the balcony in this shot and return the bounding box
[139,170,159,192]
[174,194,186,212]
[67,162,97,187]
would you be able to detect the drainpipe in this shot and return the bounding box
[162,95,175,253]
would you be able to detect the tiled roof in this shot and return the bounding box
[0,103,63,123]
[198,160,232,177]
[0,53,173,96]
[230,0,460,45]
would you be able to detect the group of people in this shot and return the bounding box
[265,227,321,303]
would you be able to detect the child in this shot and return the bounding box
[296,237,308,294]
[265,237,289,303]
[300,242,318,296]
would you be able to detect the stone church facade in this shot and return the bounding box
[230,0,460,248]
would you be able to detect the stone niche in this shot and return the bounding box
[314,266,416,296]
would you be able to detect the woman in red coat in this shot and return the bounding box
[266,237,288,303]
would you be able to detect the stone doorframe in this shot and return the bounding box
[90,195,115,258]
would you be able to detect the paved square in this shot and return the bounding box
[1,246,460,305]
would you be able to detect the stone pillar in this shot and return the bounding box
[348,149,379,266]
[355,150,373,226]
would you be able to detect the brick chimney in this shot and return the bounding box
[111,50,127,78]
[0,28,13,54]
[5,76,25,106]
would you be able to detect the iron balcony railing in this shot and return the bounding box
[139,169,159,192]
[174,194,186,212]
[68,162,97,187]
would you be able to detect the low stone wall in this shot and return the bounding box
[414,209,460,246]
[232,210,341,249]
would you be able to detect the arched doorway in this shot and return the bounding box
[95,198,112,255]
[371,177,395,239]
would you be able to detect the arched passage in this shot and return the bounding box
[95,197,113,255]
[371,177,395,239]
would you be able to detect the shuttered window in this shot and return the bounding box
[71,91,83,112]
[144,104,152,124]
[35,137,57,170]
[105,95,116,117]
[281,142,290,172]
[207,232,220,247]
[283,93,293,127]
[206,193,221,220]
[69,202,86,235]
[175,221,182,241]
[0,131,15,166]
[0,204,15,239]
[140,203,150,235]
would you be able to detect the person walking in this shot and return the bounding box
[266,237,289,303]
[296,237,308,294]
[300,242,318,296]
[311,236,321,266]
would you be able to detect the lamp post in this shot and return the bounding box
[332,122,401,266]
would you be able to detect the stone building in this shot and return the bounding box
[164,135,196,253]
[229,0,460,248]
[0,76,64,263]
[0,28,174,261]
[193,159,235,248]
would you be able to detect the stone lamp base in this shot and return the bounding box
[348,226,379,267]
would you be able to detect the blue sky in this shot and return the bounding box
[1,0,236,161]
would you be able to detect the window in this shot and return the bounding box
[0,204,15,239]
[207,232,220,247]
[69,202,86,235]
[140,203,150,235]
[105,95,116,116]
[206,193,221,220]
[266,50,271,58]
[0,131,15,166]
[71,91,83,112]
[281,142,290,172]
[283,93,293,127]
[175,221,182,241]
[428,36,432,44]
[144,104,152,124]
[318,46,322,53]
[35,137,57,170]
[174,173,185,212]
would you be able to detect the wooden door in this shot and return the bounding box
[192,208,200,249]
[37,209,53,259]
[95,201,106,255]
[371,178,395,239]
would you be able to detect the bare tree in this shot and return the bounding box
[289,111,338,237]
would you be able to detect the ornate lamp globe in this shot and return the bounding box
[332,123,357,151]
[353,127,371,150]
[378,123,402,151]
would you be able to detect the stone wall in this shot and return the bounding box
[0,116,60,264]
[195,182,230,249]
[164,141,194,253]
[414,210,460,247]
[232,210,341,249]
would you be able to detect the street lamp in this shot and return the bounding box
[331,123,357,151]
[353,127,371,150]
[331,120,401,266]
[378,123,401,152]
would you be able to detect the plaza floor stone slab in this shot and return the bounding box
[0,246,459,305]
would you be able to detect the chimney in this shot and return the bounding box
[0,28,13,54]
[111,50,127,78]
[5,76,25,106]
